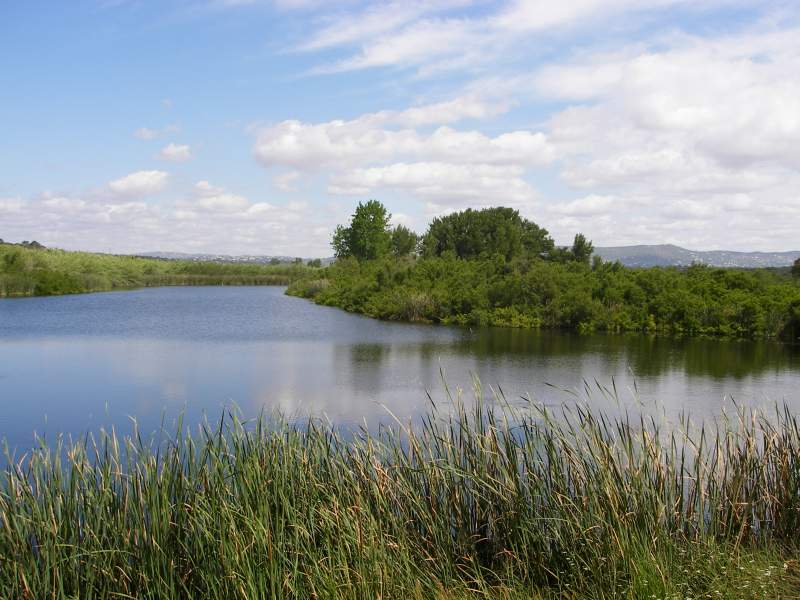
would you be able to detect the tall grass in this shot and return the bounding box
[2,384,799,598]
[0,244,314,297]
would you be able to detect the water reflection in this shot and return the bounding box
[1,286,798,454]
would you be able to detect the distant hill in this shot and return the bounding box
[137,251,335,266]
[594,244,800,268]
[137,245,799,269]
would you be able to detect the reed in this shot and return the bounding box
[1,384,799,598]
[0,244,314,297]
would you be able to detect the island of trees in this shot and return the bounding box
[289,200,800,342]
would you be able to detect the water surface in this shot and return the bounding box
[1,286,798,451]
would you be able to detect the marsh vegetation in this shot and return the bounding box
[0,242,313,297]
[2,385,799,598]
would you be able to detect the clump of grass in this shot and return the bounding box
[1,384,799,598]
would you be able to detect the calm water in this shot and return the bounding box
[1,286,798,451]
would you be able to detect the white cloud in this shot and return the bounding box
[195,180,225,196]
[317,18,480,73]
[254,115,553,171]
[329,162,537,208]
[108,170,170,196]
[299,0,743,76]
[296,1,468,52]
[0,181,334,256]
[197,193,251,212]
[189,180,249,212]
[510,25,800,247]
[491,0,697,33]
[42,196,87,211]
[156,143,192,162]
[273,171,301,192]
[134,124,179,140]
[0,197,23,213]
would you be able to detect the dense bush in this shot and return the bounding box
[288,255,800,341]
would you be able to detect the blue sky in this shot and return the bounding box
[1,0,798,256]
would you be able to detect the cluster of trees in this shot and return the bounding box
[287,201,800,341]
[330,201,593,264]
[332,200,421,261]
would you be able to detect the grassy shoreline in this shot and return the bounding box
[2,387,799,598]
[0,243,314,297]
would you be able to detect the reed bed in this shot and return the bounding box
[0,244,314,297]
[1,385,799,599]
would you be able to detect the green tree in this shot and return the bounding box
[391,225,418,257]
[792,258,800,279]
[332,200,392,260]
[570,233,594,264]
[421,207,554,260]
[307,258,322,268]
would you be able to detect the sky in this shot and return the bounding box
[1,0,799,256]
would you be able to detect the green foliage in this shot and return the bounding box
[288,256,800,340]
[307,204,800,340]
[0,244,312,297]
[391,224,418,257]
[332,199,393,260]
[2,387,800,599]
[792,258,800,278]
[422,207,555,260]
[569,232,594,264]
[307,258,323,268]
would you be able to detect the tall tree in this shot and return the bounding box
[792,258,800,279]
[570,233,594,264]
[391,225,419,257]
[332,200,392,260]
[421,207,554,260]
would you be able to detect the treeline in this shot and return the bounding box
[0,243,314,297]
[289,202,800,341]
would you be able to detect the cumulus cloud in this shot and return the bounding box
[522,26,800,247]
[156,143,192,162]
[252,91,554,223]
[1,181,334,256]
[185,180,252,212]
[329,162,537,208]
[245,15,800,251]
[255,121,552,170]
[108,170,170,197]
[13,1,800,253]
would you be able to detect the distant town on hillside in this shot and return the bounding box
[138,245,800,269]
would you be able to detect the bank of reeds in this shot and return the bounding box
[0,244,314,297]
[2,386,799,598]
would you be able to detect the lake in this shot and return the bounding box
[1,286,798,452]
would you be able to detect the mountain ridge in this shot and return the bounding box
[593,244,800,268]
